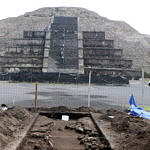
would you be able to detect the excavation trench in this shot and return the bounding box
[17,112,112,150]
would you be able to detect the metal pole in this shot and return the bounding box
[9,73,11,83]
[57,72,60,83]
[34,82,38,111]
[141,67,144,106]
[88,70,92,107]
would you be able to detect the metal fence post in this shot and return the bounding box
[88,70,92,107]
[34,82,38,111]
[141,67,144,106]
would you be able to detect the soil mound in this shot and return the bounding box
[49,106,71,112]
[100,108,150,150]
[0,107,33,148]
[122,126,150,150]
[74,106,97,113]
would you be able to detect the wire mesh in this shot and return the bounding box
[0,69,150,110]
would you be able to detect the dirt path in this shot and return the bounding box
[51,120,84,150]
[21,115,85,150]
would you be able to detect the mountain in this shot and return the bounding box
[0,7,150,72]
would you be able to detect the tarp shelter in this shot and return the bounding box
[129,94,150,119]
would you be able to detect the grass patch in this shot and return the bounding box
[126,104,150,111]
[139,105,150,111]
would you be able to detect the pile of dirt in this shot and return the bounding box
[7,107,33,121]
[27,106,72,113]
[121,126,150,150]
[73,106,98,113]
[100,109,150,150]
[28,106,100,113]
[107,109,147,133]
[0,107,33,148]
[49,106,71,112]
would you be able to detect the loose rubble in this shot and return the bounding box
[65,121,111,150]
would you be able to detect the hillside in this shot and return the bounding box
[0,7,150,72]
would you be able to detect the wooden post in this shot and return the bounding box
[34,83,38,112]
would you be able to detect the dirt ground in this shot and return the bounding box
[49,119,85,150]
[21,113,110,150]
[21,115,85,150]
[36,106,99,113]
[1,106,150,150]
[0,107,34,149]
[98,109,150,150]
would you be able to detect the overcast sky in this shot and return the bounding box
[0,0,149,34]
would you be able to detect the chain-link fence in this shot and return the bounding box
[0,68,150,109]
[0,69,150,110]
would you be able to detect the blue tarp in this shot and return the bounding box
[129,94,137,107]
[128,94,150,119]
